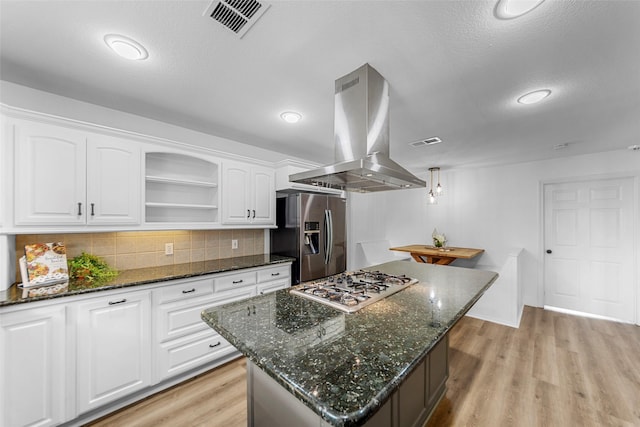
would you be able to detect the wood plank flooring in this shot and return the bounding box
[89,306,640,427]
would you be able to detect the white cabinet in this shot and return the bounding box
[0,263,291,426]
[256,264,291,295]
[144,151,220,224]
[222,161,275,225]
[154,277,255,382]
[0,304,67,427]
[13,119,141,226]
[75,290,151,414]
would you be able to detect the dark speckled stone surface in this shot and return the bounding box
[201,261,498,427]
[0,254,293,307]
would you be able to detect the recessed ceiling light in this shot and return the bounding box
[495,0,545,19]
[280,111,302,123]
[104,34,149,60]
[517,89,551,105]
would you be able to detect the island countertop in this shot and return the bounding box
[201,261,498,427]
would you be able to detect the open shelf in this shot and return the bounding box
[145,175,218,188]
[145,152,219,223]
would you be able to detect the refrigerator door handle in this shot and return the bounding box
[326,209,334,265]
[323,209,329,264]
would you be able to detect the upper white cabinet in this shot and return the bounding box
[13,119,141,226]
[144,151,219,224]
[222,161,275,225]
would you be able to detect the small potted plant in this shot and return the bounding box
[68,252,118,287]
[432,229,447,248]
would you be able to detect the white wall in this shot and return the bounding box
[349,150,640,323]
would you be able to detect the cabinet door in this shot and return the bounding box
[222,161,250,224]
[75,290,151,414]
[0,305,67,427]
[14,120,87,225]
[251,166,275,225]
[87,135,141,224]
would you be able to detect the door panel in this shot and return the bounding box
[299,193,327,282]
[544,178,635,322]
[326,196,347,276]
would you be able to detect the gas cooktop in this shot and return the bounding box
[289,270,418,313]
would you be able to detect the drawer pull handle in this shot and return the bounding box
[90,203,95,216]
[108,299,127,305]
[209,342,221,348]
[247,306,251,316]
[77,202,82,216]
[271,272,280,276]
[260,291,264,295]
[252,209,256,219]
[182,288,196,294]
[253,305,256,315]
[232,279,243,284]
[247,209,250,218]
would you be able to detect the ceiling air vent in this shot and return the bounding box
[204,0,270,38]
[409,137,442,147]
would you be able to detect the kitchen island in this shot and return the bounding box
[201,261,497,427]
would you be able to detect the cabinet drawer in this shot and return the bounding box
[257,279,290,295]
[155,277,214,304]
[257,265,290,283]
[156,329,236,382]
[214,271,256,293]
[156,295,219,343]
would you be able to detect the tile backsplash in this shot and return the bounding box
[15,229,266,282]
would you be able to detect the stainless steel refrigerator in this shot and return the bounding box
[271,193,347,284]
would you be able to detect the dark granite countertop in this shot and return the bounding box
[0,254,294,307]
[201,261,498,427]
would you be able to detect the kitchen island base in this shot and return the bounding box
[247,335,449,427]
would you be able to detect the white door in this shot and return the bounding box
[75,291,151,414]
[221,161,250,224]
[0,305,67,427]
[14,119,87,225]
[86,135,141,225]
[251,166,275,224]
[544,177,635,322]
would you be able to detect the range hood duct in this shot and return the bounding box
[289,64,426,192]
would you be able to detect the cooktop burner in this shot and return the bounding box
[290,270,418,313]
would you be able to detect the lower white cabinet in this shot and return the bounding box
[153,277,256,383]
[0,262,291,426]
[0,305,67,427]
[74,290,152,415]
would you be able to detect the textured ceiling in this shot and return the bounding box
[1,0,639,174]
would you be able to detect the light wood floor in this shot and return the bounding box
[89,306,640,427]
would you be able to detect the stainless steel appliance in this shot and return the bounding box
[271,193,346,284]
[289,63,425,192]
[289,270,419,313]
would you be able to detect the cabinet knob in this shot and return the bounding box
[546,249,552,254]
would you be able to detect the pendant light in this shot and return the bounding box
[428,167,443,204]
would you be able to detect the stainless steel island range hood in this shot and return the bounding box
[290,63,426,192]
